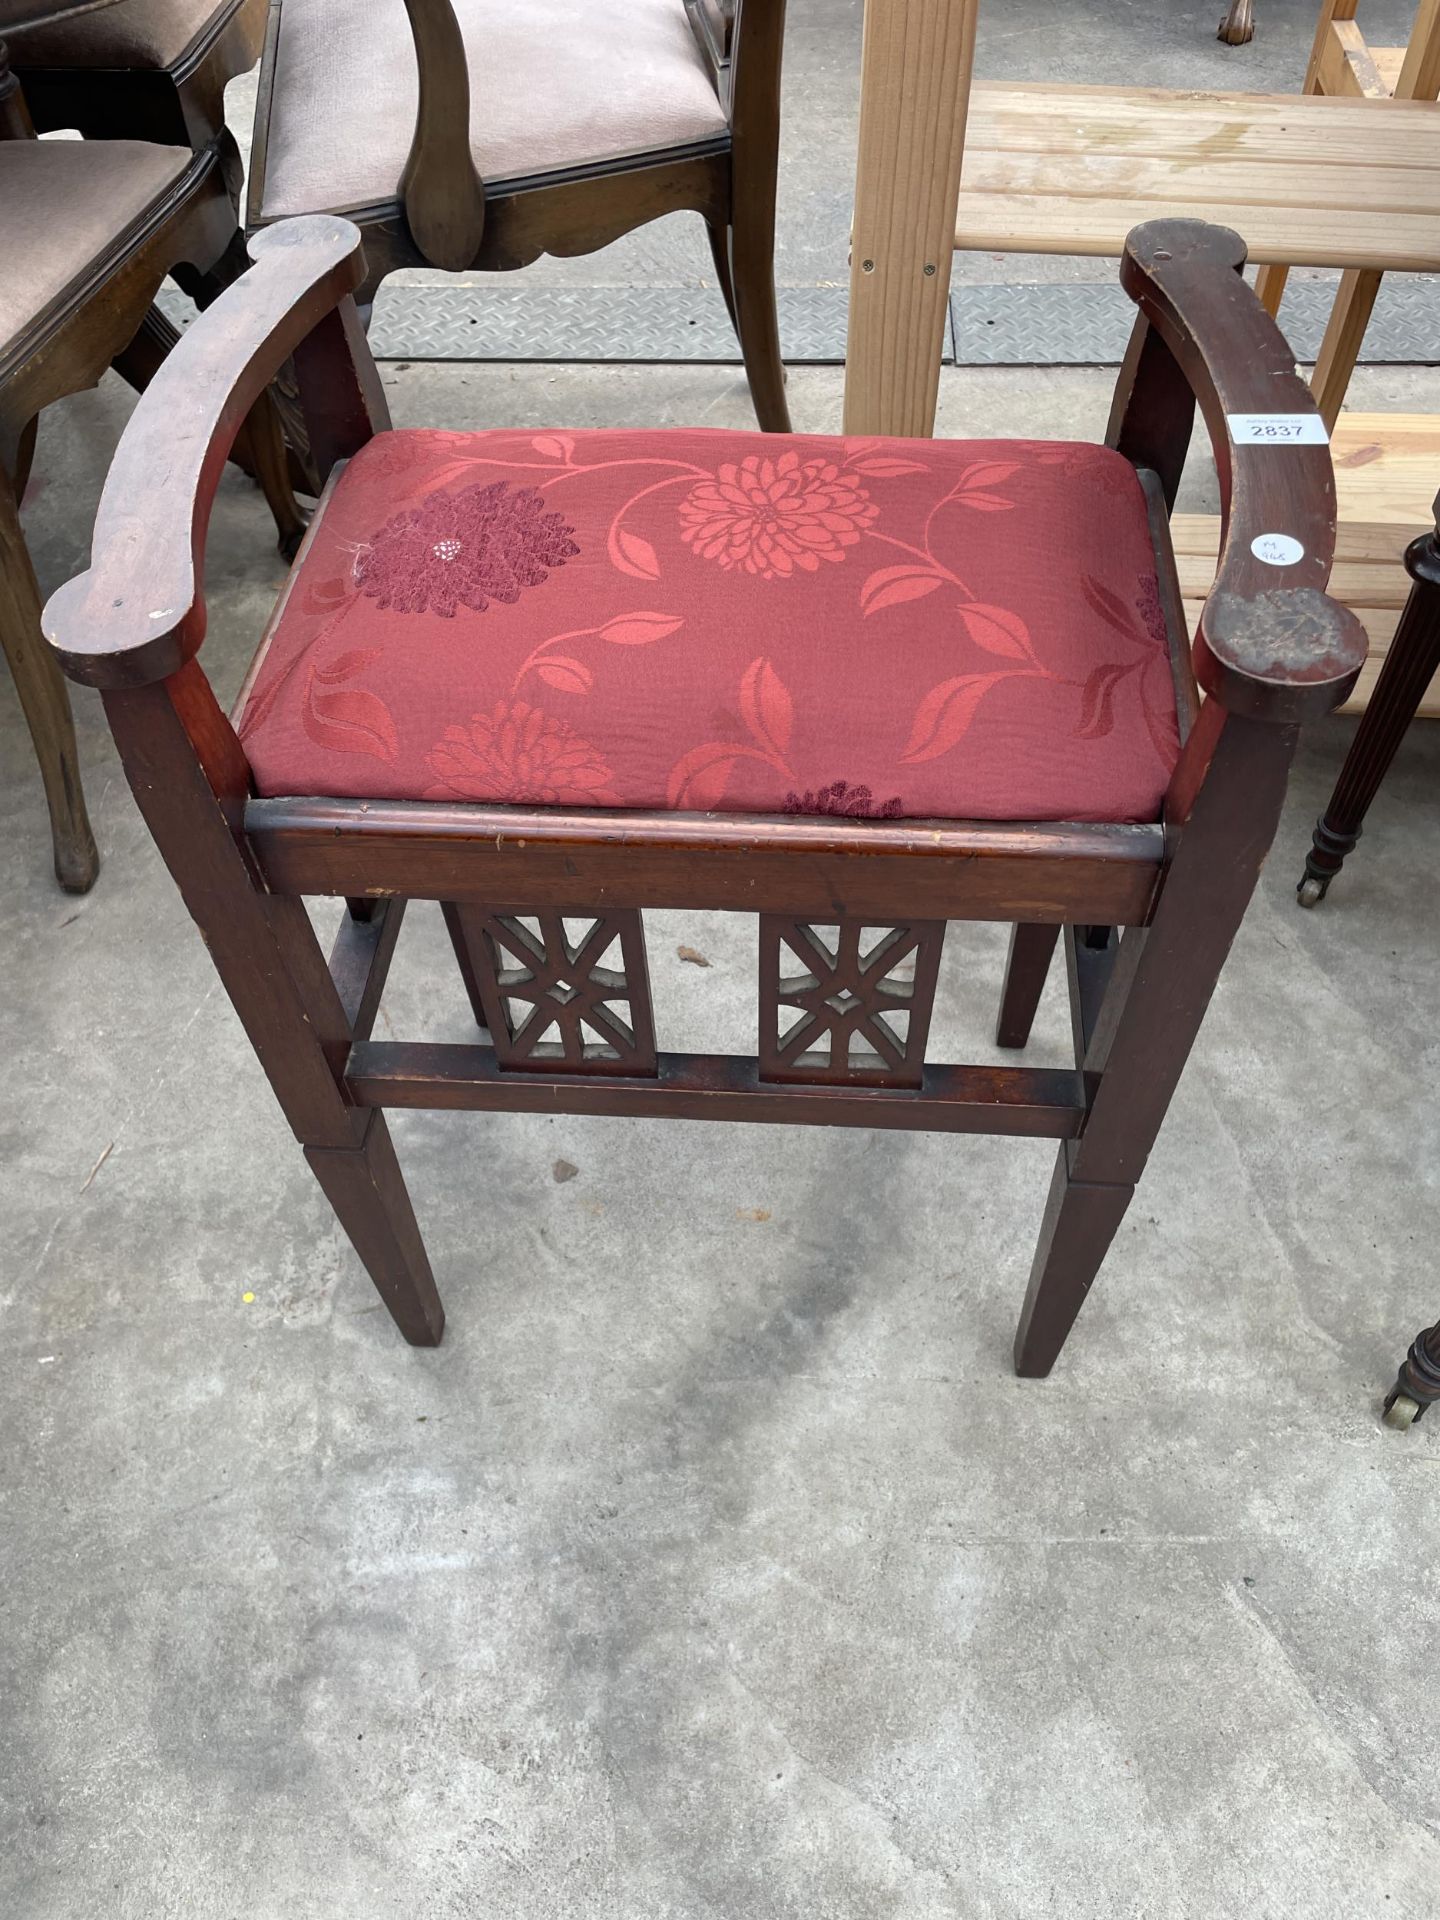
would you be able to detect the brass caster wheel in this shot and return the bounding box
[1383,1393,1422,1431]
[1297,875,1328,908]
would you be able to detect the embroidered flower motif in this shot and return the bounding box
[356,481,578,617]
[784,780,904,819]
[1135,571,1168,648]
[678,452,878,579]
[427,701,615,804]
[1035,444,1138,497]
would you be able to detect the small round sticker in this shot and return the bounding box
[1251,533,1304,567]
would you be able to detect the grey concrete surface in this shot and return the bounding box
[4,351,1440,1918]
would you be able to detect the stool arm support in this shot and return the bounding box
[43,216,371,692]
[1115,218,1367,723]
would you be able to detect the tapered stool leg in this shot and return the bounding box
[996,923,1061,1048]
[102,671,444,1344]
[307,1112,444,1346]
[1016,707,1298,1376]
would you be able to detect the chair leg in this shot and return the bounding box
[1383,1320,1440,1430]
[0,476,98,891]
[112,303,178,393]
[441,899,489,1028]
[1217,0,1254,46]
[995,922,1061,1048]
[1014,705,1298,1376]
[705,216,740,335]
[100,670,442,1341]
[1300,529,1440,905]
[306,1110,444,1346]
[728,217,791,432]
[1014,1146,1137,1377]
[234,391,309,560]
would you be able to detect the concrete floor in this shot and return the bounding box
[6,1,1440,1913]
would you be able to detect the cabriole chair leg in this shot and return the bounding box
[730,215,791,433]
[1,475,98,891]
[705,216,740,336]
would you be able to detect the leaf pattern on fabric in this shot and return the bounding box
[860,566,945,616]
[740,657,794,758]
[535,656,594,695]
[900,673,1010,764]
[666,660,797,809]
[609,525,662,580]
[958,603,1035,662]
[300,651,398,762]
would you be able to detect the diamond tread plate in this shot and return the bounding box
[159,275,1439,367]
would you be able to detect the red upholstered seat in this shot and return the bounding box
[238,427,1182,823]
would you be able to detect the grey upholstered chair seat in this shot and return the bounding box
[255,0,729,221]
[0,0,229,69]
[0,138,191,347]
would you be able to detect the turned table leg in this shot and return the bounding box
[1300,525,1440,905]
[1383,1321,1440,1429]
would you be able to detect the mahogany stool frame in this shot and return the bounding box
[45,214,1366,1377]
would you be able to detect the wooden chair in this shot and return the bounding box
[0,39,300,891]
[3,0,267,188]
[43,214,1364,1374]
[844,0,1440,443]
[3,0,271,383]
[243,0,791,432]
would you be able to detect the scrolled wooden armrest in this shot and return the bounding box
[1119,219,1368,722]
[45,215,366,692]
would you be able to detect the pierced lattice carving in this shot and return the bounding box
[758,916,945,1087]
[454,907,657,1075]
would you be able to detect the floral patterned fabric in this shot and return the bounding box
[238,427,1182,823]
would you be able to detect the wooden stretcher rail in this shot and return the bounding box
[344,1042,1089,1138]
